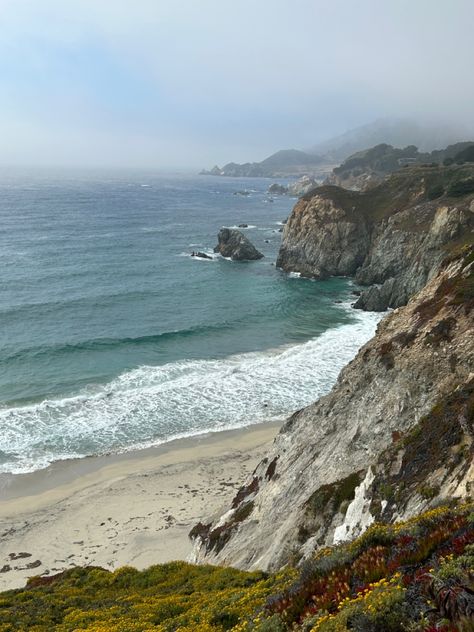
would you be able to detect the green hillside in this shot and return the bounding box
[0,504,472,631]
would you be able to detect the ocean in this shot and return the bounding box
[0,169,380,474]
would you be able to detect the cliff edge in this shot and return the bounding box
[191,188,474,572]
[277,163,474,311]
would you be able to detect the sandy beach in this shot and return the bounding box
[0,422,280,592]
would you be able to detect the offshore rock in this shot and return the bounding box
[191,248,474,571]
[268,183,288,195]
[214,228,263,261]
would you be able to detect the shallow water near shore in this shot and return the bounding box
[0,169,381,474]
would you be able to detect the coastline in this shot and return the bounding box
[0,421,280,592]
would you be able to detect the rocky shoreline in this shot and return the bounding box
[191,163,474,572]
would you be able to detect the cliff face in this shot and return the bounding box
[277,164,474,311]
[191,245,474,572]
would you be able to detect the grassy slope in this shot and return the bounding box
[0,503,472,632]
[303,163,474,224]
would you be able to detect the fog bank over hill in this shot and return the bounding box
[0,1,473,168]
[309,118,473,161]
[200,118,473,178]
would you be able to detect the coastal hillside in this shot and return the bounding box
[191,166,474,575]
[310,118,471,161]
[200,149,327,178]
[1,503,472,631]
[278,163,474,311]
[325,142,474,191]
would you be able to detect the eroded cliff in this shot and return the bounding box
[191,245,474,572]
[277,164,474,311]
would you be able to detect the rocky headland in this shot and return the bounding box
[277,163,474,311]
[191,162,474,575]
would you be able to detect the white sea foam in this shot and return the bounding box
[177,250,217,260]
[0,310,382,474]
[224,225,257,230]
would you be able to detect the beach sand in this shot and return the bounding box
[0,422,280,592]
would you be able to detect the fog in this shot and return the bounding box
[0,0,472,168]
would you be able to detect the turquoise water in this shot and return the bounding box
[0,170,380,474]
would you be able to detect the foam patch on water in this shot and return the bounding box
[224,225,257,230]
[0,310,382,474]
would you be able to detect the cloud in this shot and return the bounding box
[0,0,472,167]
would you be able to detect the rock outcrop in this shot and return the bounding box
[191,245,474,571]
[268,183,288,195]
[277,164,474,311]
[287,175,319,197]
[267,177,319,198]
[214,228,263,261]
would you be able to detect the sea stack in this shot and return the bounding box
[214,228,263,261]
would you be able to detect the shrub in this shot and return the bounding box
[454,145,474,163]
[447,178,474,197]
[426,182,445,200]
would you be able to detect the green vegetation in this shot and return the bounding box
[0,564,293,632]
[1,505,473,631]
[368,376,474,524]
[454,145,474,163]
[304,163,474,228]
[304,472,364,517]
[415,245,474,323]
[447,178,474,197]
[333,143,420,176]
[426,182,445,200]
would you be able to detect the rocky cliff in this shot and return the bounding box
[277,164,474,311]
[191,244,474,572]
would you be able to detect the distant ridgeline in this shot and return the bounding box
[200,149,327,178]
[200,141,474,183]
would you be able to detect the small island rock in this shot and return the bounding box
[214,228,264,261]
[268,183,288,195]
[191,251,213,260]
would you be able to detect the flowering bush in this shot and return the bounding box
[0,504,472,631]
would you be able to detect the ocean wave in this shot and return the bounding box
[0,291,155,319]
[3,321,235,363]
[0,311,382,474]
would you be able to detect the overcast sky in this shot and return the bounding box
[0,0,473,168]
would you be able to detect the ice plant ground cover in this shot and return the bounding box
[0,503,472,631]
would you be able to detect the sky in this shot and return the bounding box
[0,0,473,169]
